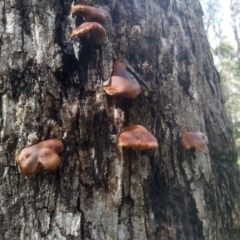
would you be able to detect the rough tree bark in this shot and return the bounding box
[0,0,240,239]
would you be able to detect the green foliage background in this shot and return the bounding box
[216,42,240,162]
[201,0,240,162]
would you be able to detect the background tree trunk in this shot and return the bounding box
[0,0,240,239]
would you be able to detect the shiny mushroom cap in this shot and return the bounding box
[180,131,206,152]
[118,125,158,150]
[103,60,141,98]
[71,4,107,24]
[16,139,64,175]
[71,22,106,43]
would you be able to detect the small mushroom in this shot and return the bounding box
[16,139,64,175]
[71,4,107,24]
[180,131,206,152]
[71,22,107,43]
[103,60,141,98]
[118,125,158,150]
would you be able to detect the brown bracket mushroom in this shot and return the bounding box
[118,125,158,150]
[71,22,107,44]
[103,60,141,98]
[16,139,64,175]
[71,4,107,24]
[180,131,206,152]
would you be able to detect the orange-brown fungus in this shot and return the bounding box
[180,131,206,152]
[118,125,158,150]
[16,139,64,175]
[71,22,106,43]
[103,60,141,98]
[71,4,107,24]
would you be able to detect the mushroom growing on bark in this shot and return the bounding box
[16,139,64,175]
[103,60,141,98]
[118,125,158,150]
[71,22,107,43]
[71,4,107,24]
[180,131,206,152]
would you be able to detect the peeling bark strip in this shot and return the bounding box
[0,0,240,239]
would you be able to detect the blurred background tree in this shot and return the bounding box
[201,0,240,162]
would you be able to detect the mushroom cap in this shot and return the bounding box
[71,22,106,43]
[16,139,64,175]
[16,148,41,175]
[38,148,61,171]
[103,60,141,98]
[118,125,158,150]
[180,131,206,152]
[71,4,107,24]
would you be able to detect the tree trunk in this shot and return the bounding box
[0,0,240,239]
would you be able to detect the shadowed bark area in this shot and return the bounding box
[0,0,240,239]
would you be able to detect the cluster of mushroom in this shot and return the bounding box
[70,5,157,150]
[103,59,206,151]
[17,139,64,175]
[16,4,206,176]
[16,5,106,175]
[103,60,158,149]
[70,5,107,43]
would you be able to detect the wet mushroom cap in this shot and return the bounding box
[71,22,106,43]
[16,148,41,175]
[118,125,158,150]
[17,139,64,175]
[38,148,61,170]
[180,131,206,152]
[42,139,64,153]
[71,4,107,24]
[103,60,141,98]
